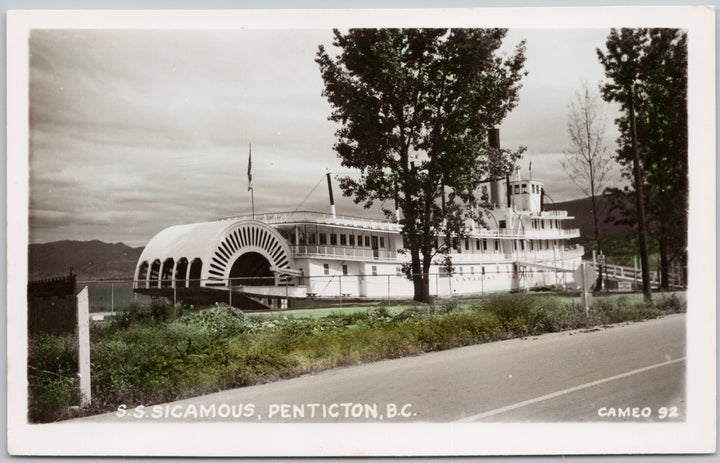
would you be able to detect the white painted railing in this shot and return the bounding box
[217,211,402,231]
[291,245,397,261]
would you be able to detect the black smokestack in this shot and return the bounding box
[488,128,500,149]
[326,172,336,217]
[488,128,511,208]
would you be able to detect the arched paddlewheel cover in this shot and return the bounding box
[205,221,294,286]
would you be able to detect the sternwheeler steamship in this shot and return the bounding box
[134,131,583,309]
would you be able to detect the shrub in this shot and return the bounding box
[28,333,80,422]
[28,333,78,374]
[180,304,249,339]
[654,294,686,313]
[484,293,538,332]
[108,301,181,330]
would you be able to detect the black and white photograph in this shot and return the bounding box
[7,6,716,456]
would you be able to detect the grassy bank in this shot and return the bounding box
[28,292,685,423]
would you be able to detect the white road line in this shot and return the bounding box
[456,357,687,422]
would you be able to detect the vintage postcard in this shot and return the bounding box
[7,6,716,456]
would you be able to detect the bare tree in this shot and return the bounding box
[562,83,614,249]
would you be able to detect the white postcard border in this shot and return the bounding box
[7,6,716,456]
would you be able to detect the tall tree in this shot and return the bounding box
[316,28,527,302]
[597,28,688,296]
[636,29,688,289]
[597,28,653,301]
[562,83,614,252]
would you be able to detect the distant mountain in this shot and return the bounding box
[549,195,634,248]
[28,240,143,282]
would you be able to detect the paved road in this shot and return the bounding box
[73,313,685,423]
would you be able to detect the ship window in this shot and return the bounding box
[499,220,506,228]
[342,264,348,276]
[330,233,337,245]
[482,266,486,275]
[371,265,377,277]
[470,266,475,275]
[514,184,520,194]
[308,233,316,245]
[365,236,370,247]
[514,240,517,250]
[530,241,534,250]
[483,239,488,251]
[476,239,480,250]
[541,220,545,229]
[380,237,385,248]
[522,183,527,192]
[319,233,327,245]
[464,238,469,250]
[349,235,355,246]
[459,267,463,276]
[340,234,347,246]
[323,263,329,275]
[494,240,499,251]
[520,241,525,251]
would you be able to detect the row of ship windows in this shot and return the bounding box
[286,231,387,249]
[498,218,562,229]
[510,183,541,195]
[438,238,561,252]
[319,263,518,278]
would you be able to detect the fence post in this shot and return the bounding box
[387,274,390,305]
[229,279,232,307]
[111,282,114,315]
[76,286,91,407]
[339,274,343,307]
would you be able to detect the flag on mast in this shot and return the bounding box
[247,144,253,191]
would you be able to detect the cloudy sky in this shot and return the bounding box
[29,27,622,247]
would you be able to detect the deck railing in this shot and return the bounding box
[291,245,397,261]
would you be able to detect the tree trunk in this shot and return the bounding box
[629,95,652,302]
[420,248,432,302]
[659,239,670,291]
[591,193,603,290]
[410,247,425,302]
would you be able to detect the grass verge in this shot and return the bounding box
[28,292,686,422]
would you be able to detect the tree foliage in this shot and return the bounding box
[316,28,527,301]
[597,28,687,291]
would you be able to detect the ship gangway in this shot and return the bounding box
[590,262,685,290]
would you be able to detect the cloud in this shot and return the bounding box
[27,28,622,246]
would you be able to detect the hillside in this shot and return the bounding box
[547,195,634,250]
[28,240,143,282]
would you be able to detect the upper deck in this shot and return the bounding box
[217,210,402,233]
